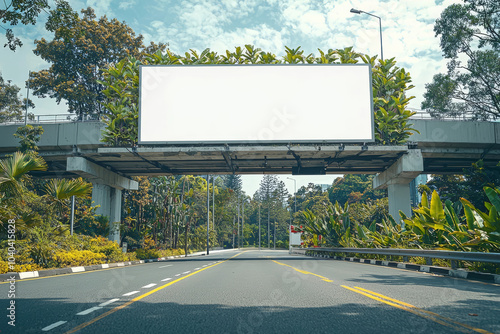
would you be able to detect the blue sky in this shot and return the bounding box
[0,0,458,196]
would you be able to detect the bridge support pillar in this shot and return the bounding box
[67,157,138,243]
[373,149,424,222]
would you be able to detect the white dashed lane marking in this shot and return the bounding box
[175,274,181,276]
[159,265,172,268]
[161,277,172,282]
[99,298,120,307]
[142,283,157,289]
[42,321,67,331]
[182,271,191,274]
[194,267,201,270]
[76,306,102,316]
[122,291,140,296]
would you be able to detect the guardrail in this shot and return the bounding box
[291,247,500,268]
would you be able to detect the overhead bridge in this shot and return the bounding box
[1,118,500,240]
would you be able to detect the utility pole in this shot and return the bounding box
[242,197,245,248]
[212,176,215,230]
[206,175,210,255]
[267,203,270,248]
[25,71,30,125]
[274,221,276,250]
[237,199,240,249]
[258,203,261,250]
[232,216,235,248]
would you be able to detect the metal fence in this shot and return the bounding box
[291,247,500,268]
[1,114,101,125]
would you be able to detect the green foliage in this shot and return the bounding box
[30,3,146,119]
[0,0,53,50]
[299,201,351,247]
[328,174,385,206]
[426,161,500,211]
[366,56,418,144]
[100,46,417,146]
[0,151,47,199]
[422,0,500,119]
[13,125,44,152]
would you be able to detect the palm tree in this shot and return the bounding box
[0,151,47,198]
[43,178,92,218]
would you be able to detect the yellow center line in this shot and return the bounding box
[64,251,246,334]
[271,260,333,282]
[342,285,492,334]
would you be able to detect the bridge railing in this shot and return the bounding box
[1,114,102,125]
[290,247,500,268]
[409,109,498,121]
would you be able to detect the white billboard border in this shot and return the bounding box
[138,63,374,145]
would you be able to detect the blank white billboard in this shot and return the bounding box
[139,64,373,144]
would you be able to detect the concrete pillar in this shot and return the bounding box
[387,183,412,220]
[373,149,424,222]
[68,157,138,242]
[109,188,122,242]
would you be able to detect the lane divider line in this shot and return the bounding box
[161,277,172,282]
[141,283,157,289]
[159,265,172,268]
[42,321,67,331]
[98,299,119,307]
[175,274,181,276]
[64,251,247,334]
[271,260,333,282]
[122,291,139,297]
[194,267,201,270]
[76,307,102,316]
[182,271,191,274]
[342,285,492,334]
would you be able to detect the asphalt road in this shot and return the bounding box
[0,249,499,334]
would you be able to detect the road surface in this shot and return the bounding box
[0,249,498,333]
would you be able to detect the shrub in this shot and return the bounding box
[53,250,106,267]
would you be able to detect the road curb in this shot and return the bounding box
[0,249,233,282]
[297,251,500,284]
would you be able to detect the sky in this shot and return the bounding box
[0,0,459,196]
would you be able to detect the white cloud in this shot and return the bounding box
[119,1,136,10]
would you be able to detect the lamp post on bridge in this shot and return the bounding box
[350,8,384,61]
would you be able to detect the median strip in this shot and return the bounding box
[342,285,492,334]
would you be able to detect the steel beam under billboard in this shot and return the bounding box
[139,64,373,144]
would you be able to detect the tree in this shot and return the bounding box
[14,124,44,152]
[328,174,385,206]
[0,151,46,198]
[0,0,53,51]
[221,174,242,194]
[30,3,144,119]
[422,0,500,119]
[0,72,33,122]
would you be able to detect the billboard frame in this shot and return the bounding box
[138,63,374,145]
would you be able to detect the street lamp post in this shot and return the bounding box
[350,8,383,60]
[286,177,297,213]
[206,175,210,255]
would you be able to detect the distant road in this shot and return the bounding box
[1,250,498,333]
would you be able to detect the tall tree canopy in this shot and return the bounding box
[422,0,500,120]
[29,3,145,119]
